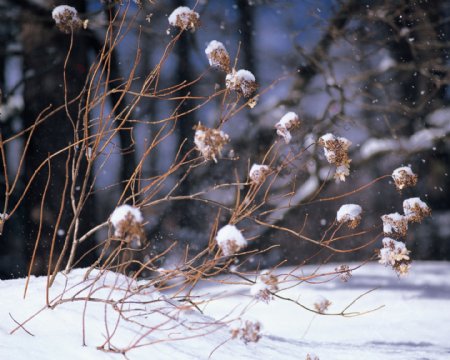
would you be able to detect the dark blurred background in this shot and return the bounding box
[0,0,449,279]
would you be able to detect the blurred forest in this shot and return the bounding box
[0,0,449,279]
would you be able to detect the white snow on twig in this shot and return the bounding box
[110,205,143,229]
[216,224,247,256]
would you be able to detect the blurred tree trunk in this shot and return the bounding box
[21,0,96,275]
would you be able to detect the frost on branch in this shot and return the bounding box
[226,69,258,98]
[231,320,262,344]
[205,40,230,72]
[275,112,300,144]
[392,166,418,190]
[110,204,146,249]
[249,164,270,184]
[336,204,362,229]
[194,123,230,162]
[168,6,199,31]
[52,5,82,33]
[216,224,247,256]
[403,197,431,223]
[318,133,352,182]
[379,237,411,277]
[250,270,279,303]
[381,212,408,238]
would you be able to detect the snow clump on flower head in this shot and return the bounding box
[392,166,418,190]
[52,5,82,33]
[110,204,146,249]
[336,204,362,229]
[216,224,247,256]
[318,133,352,182]
[249,164,270,184]
[381,212,408,238]
[250,270,279,303]
[205,40,230,72]
[403,197,431,223]
[226,69,258,98]
[194,123,230,163]
[275,112,300,144]
[379,237,411,277]
[168,6,199,31]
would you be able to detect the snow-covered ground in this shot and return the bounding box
[1,262,449,359]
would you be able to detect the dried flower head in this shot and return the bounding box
[250,270,279,303]
[379,237,411,277]
[226,69,258,98]
[275,112,300,144]
[249,164,270,184]
[306,354,320,360]
[314,296,332,314]
[403,197,431,223]
[110,205,146,249]
[335,264,352,282]
[205,40,230,72]
[336,204,362,229]
[52,5,82,34]
[392,166,418,190]
[318,133,352,182]
[231,320,262,344]
[381,212,408,238]
[168,6,199,31]
[216,224,247,256]
[194,123,230,162]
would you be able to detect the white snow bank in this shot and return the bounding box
[2,262,450,359]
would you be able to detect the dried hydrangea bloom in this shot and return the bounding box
[381,212,408,238]
[392,166,418,190]
[194,123,230,162]
[250,270,279,303]
[335,264,352,282]
[216,224,247,256]
[231,320,262,344]
[52,5,82,33]
[168,6,199,31]
[226,69,258,98]
[205,40,230,72]
[249,164,270,184]
[403,197,431,223]
[336,204,362,229]
[275,112,300,144]
[314,296,332,314]
[318,133,352,182]
[306,354,320,360]
[379,237,411,277]
[110,204,146,249]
